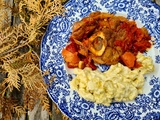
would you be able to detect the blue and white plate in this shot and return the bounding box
[40,0,160,119]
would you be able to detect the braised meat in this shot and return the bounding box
[62,11,151,69]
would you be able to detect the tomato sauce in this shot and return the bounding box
[114,21,151,55]
[62,12,152,70]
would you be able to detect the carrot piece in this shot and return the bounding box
[121,51,136,68]
[134,61,142,68]
[62,49,80,64]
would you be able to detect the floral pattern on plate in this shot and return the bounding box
[40,0,160,119]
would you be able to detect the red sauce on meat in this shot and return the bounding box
[62,11,152,69]
[114,22,151,55]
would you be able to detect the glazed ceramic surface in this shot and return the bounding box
[40,0,160,119]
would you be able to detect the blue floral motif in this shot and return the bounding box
[153,21,160,35]
[54,55,64,66]
[40,0,160,119]
[79,0,100,18]
[111,102,127,111]
[155,55,160,64]
[146,14,158,24]
[149,84,160,102]
[48,16,71,34]
[127,5,143,20]
[58,97,70,115]
[76,99,94,112]
[138,0,153,8]
[109,0,131,12]
[143,111,160,120]
[105,110,124,120]
[49,86,61,103]
[149,76,159,85]
[70,99,86,117]
[135,94,152,112]
[93,116,103,120]
[97,64,110,72]
[123,110,135,120]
